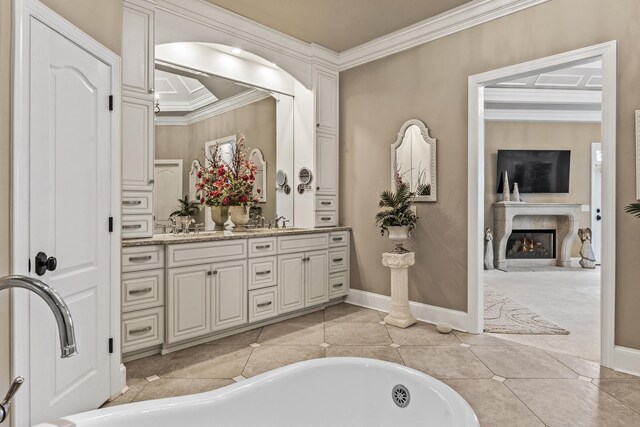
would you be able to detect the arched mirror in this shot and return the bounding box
[391,119,437,202]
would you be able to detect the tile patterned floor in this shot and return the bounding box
[108,303,640,426]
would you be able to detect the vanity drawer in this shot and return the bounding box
[329,248,348,273]
[248,256,277,290]
[121,307,164,353]
[122,269,164,313]
[248,237,277,257]
[278,233,328,254]
[249,286,278,323]
[122,214,153,238]
[315,196,336,211]
[167,240,247,268]
[329,271,349,298]
[329,231,349,247]
[122,246,165,272]
[315,211,337,227]
[122,191,152,215]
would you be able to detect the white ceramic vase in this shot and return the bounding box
[387,226,410,253]
[229,205,251,231]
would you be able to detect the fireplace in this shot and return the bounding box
[506,229,556,259]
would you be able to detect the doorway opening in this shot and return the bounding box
[467,41,616,367]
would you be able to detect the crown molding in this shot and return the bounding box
[155,89,270,126]
[153,0,553,76]
[337,0,551,71]
[158,92,218,112]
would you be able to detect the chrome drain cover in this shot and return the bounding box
[392,384,410,408]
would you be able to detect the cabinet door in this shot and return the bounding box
[316,133,337,195]
[278,253,305,314]
[305,250,329,306]
[212,260,247,331]
[167,265,211,343]
[315,69,337,135]
[122,2,154,96]
[122,96,154,191]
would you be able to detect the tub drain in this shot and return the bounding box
[392,384,410,408]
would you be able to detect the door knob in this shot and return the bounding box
[596,215,602,221]
[35,252,57,276]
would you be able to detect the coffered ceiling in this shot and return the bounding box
[204,0,472,52]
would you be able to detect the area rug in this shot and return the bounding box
[484,286,570,335]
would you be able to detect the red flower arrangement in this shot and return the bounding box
[196,133,260,207]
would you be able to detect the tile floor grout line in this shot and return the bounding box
[466,345,497,377]
[589,380,640,417]
[502,379,548,426]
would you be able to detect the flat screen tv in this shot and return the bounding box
[496,150,570,193]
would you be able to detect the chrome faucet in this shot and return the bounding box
[0,275,78,423]
[274,215,286,229]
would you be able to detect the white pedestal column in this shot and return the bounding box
[382,252,416,328]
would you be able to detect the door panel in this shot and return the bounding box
[278,254,305,314]
[305,250,329,306]
[29,18,112,423]
[154,160,183,223]
[212,261,247,331]
[167,265,211,343]
[122,96,154,191]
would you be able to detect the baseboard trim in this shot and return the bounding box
[613,345,640,377]
[346,289,469,332]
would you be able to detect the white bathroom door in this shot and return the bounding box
[154,159,183,223]
[28,18,113,423]
[591,143,602,264]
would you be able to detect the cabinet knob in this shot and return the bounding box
[316,123,320,128]
[316,186,320,191]
[149,88,155,94]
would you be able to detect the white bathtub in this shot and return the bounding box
[36,358,479,427]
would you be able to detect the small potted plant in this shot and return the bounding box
[625,202,640,218]
[375,182,418,253]
[170,194,200,231]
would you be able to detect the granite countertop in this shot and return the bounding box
[122,226,352,247]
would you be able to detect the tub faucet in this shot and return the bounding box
[0,275,78,423]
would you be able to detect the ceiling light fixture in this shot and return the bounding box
[231,47,242,55]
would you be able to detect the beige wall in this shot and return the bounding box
[156,97,277,223]
[40,0,123,54]
[0,1,123,421]
[340,0,640,349]
[484,121,601,257]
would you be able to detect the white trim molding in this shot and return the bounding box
[485,109,601,122]
[154,0,553,75]
[346,289,469,332]
[467,41,617,368]
[338,0,552,71]
[155,89,270,126]
[613,346,640,377]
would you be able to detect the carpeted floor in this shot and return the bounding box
[485,267,600,362]
[484,286,569,335]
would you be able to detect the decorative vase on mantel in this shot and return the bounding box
[229,205,251,231]
[210,206,230,231]
[387,226,411,254]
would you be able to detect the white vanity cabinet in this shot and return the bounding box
[121,0,155,238]
[166,260,247,344]
[122,229,349,359]
[277,233,329,314]
[122,0,155,97]
[121,246,165,354]
[313,66,339,226]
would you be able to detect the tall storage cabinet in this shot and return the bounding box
[122,0,155,238]
[313,66,339,227]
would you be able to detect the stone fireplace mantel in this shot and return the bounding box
[493,202,581,269]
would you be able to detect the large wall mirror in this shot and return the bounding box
[153,48,294,230]
[391,119,437,202]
